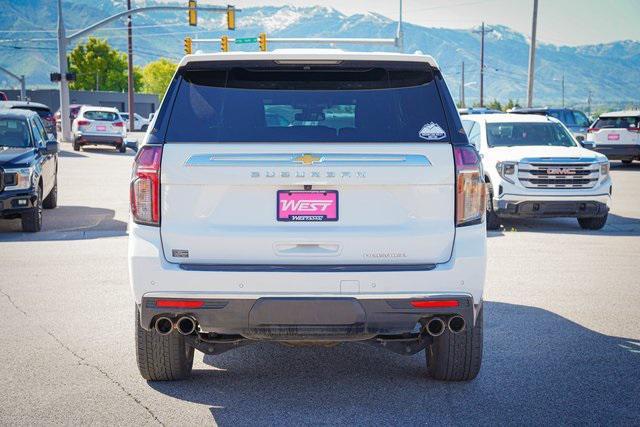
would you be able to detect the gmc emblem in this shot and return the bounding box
[547,168,576,175]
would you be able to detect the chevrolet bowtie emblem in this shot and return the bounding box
[293,154,323,165]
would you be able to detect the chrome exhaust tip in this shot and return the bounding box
[176,316,197,336]
[448,315,466,334]
[155,317,174,335]
[426,317,446,337]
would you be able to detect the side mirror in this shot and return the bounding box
[580,140,595,149]
[45,140,59,154]
[124,138,138,153]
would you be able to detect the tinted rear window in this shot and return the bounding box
[594,116,639,129]
[84,111,119,121]
[165,62,450,143]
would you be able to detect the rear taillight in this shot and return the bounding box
[587,128,599,133]
[113,121,124,127]
[76,119,90,126]
[130,145,162,226]
[628,127,640,133]
[454,146,486,227]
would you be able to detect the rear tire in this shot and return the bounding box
[426,307,483,381]
[486,183,501,231]
[141,124,148,132]
[118,144,126,153]
[21,186,43,232]
[578,213,608,230]
[73,141,80,151]
[135,306,194,381]
[43,178,58,209]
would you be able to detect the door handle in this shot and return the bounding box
[274,243,341,256]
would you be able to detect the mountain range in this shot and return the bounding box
[1,0,639,109]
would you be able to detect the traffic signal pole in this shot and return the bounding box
[55,0,238,142]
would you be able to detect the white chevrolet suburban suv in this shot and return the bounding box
[129,50,487,382]
[461,114,611,230]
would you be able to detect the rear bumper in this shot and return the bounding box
[75,134,124,146]
[592,144,640,160]
[129,220,487,338]
[139,294,476,340]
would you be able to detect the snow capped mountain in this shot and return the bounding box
[0,0,638,107]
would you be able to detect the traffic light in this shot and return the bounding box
[227,5,235,30]
[188,0,197,26]
[259,32,267,52]
[221,35,229,52]
[184,37,192,54]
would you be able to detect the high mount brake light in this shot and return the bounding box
[130,145,162,226]
[454,146,486,227]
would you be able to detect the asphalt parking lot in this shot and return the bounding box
[1,138,639,424]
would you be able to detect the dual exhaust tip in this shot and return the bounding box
[425,315,466,337]
[154,316,197,336]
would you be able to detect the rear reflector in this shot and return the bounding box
[411,300,459,308]
[155,300,204,309]
[113,121,124,127]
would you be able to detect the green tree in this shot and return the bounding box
[68,37,142,92]
[504,99,521,111]
[487,99,502,111]
[141,58,177,96]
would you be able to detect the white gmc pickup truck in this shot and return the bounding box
[462,114,611,230]
[129,50,487,382]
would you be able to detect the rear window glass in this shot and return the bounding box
[486,122,575,148]
[84,111,119,121]
[0,118,32,148]
[165,63,449,143]
[594,116,639,129]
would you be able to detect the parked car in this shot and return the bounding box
[586,110,640,164]
[129,50,487,382]
[509,107,591,142]
[72,106,127,152]
[461,113,611,230]
[0,109,59,232]
[120,112,149,132]
[0,101,57,137]
[0,92,7,101]
[55,104,82,135]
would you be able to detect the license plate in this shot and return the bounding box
[277,190,338,222]
[96,125,107,131]
[607,133,620,141]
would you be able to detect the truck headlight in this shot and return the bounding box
[599,160,610,175]
[496,161,517,183]
[5,166,35,190]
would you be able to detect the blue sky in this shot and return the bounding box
[198,0,640,46]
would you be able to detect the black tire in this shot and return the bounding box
[43,178,58,209]
[21,186,43,232]
[621,159,633,165]
[578,213,608,230]
[118,143,126,153]
[141,124,148,132]
[426,307,483,381]
[135,306,194,381]
[485,183,501,231]
[73,141,80,151]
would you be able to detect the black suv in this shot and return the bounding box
[0,109,59,232]
[509,107,591,142]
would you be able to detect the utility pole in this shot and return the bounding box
[56,0,71,142]
[473,22,491,107]
[561,73,565,107]
[587,90,592,116]
[526,0,539,108]
[127,0,135,132]
[461,61,465,108]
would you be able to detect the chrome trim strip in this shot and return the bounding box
[185,153,431,167]
[179,263,437,272]
[519,157,600,164]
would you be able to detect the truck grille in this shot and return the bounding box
[517,159,600,189]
